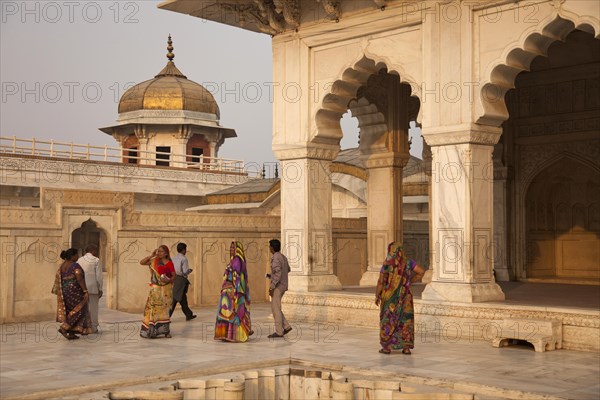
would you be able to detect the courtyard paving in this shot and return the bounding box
[1,301,599,400]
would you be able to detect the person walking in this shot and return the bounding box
[77,244,103,333]
[52,248,94,340]
[375,242,425,355]
[267,239,292,339]
[169,242,196,321]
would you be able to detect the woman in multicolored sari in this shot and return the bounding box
[53,248,94,340]
[375,242,425,354]
[139,245,175,338]
[214,241,252,342]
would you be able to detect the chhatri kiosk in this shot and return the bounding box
[159,0,600,350]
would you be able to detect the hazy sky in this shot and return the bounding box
[1,1,421,168]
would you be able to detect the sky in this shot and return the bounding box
[1,1,422,169]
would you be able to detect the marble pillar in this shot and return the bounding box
[177,379,206,399]
[243,371,259,399]
[205,379,226,400]
[289,368,303,400]
[276,147,343,291]
[359,153,408,286]
[258,369,276,400]
[223,379,245,400]
[275,367,290,400]
[304,370,321,399]
[421,125,505,302]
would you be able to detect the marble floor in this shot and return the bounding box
[1,301,599,400]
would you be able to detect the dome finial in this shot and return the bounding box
[167,34,174,61]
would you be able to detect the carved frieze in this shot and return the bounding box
[0,155,247,185]
[517,117,600,138]
[274,146,339,161]
[363,154,409,169]
[138,212,280,230]
[519,139,600,185]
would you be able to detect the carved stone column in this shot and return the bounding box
[421,124,505,302]
[359,152,408,286]
[492,140,510,281]
[421,141,433,284]
[134,125,151,165]
[275,145,343,292]
[176,125,193,168]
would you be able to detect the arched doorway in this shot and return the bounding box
[71,218,108,272]
[501,28,600,282]
[525,158,600,280]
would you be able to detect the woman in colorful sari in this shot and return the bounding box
[215,241,252,342]
[53,248,94,340]
[139,245,175,338]
[375,242,425,354]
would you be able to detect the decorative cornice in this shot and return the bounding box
[362,152,410,169]
[138,212,280,230]
[422,124,502,146]
[273,145,340,161]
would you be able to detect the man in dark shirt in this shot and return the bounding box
[267,239,292,338]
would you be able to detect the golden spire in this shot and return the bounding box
[167,34,174,61]
[155,34,186,78]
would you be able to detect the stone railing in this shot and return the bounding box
[0,135,247,174]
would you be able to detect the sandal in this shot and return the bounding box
[402,348,411,355]
[379,349,391,354]
[58,328,70,339]
[68,334,80,340]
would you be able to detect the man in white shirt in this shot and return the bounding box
[77,244,103,333]
[169,243,196,321]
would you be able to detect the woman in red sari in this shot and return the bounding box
[139,245,175,338]
[214,241,252,342]
[375,242,425,354]
[53,248,94,340]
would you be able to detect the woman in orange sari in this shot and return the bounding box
[139,245,175,338]
[214,241,252,342]
[53,248,94,340]
[375,242,425,354]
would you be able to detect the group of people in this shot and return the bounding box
[136,239,291,342]
[52,239,424,355]
[52,245,103,340]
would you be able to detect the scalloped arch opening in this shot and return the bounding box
[314,56,420,149]
[479,15,598,126]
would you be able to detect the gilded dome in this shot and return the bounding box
[118,36,220,117]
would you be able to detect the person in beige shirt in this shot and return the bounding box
[267,239,292,338]
[77,244,103,333]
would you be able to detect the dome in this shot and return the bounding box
[117,36,220,117]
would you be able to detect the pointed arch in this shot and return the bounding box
[314,55,421,149]
[478,14,599,126]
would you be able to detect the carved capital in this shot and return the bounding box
[273,144,339,161]
[176,125,193,140]
[422,124,502,146]
[362,152,409,169]
[112,132,129,147]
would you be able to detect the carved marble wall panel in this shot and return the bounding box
[436,229,463,281]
